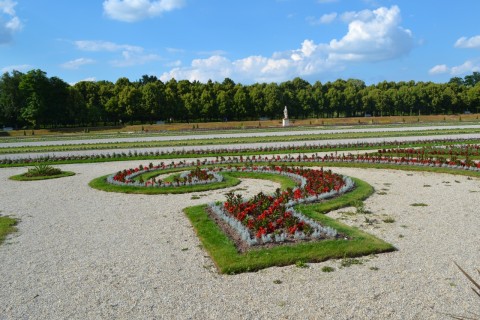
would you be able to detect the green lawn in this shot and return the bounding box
[184,177,395,274]
[0,216,17,246]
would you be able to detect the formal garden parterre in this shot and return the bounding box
[88,143,480,273]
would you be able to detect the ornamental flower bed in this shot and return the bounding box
[2,138,478,166]
[208,166,355,248]
[104,150,480,189]
[108,164,223,188]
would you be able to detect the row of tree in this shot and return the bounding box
[1,70,480,128]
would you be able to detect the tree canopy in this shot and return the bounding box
[1,69,479,128]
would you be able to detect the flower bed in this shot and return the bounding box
[208,166,354,248]
[103,150,480,191]
[2,138,479,166]
[109,164,223,188]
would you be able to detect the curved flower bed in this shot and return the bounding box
[208,166,354,247]
[103,150,480,191]
[108,165,223,188]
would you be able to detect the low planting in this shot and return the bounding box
[2,137,479,168]
[90,164,298,195]
[1,128,480,156]
[184,177,394,274]
[9,164,75,181]
[208,166,352,247]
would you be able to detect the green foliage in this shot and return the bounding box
[26,164,62,177]
[2,68,480,128]
[89,169,298,195]
[183,177,395,274]
[321,266,335,272]
[0,216,17,245]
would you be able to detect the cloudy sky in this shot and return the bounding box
[1,0,479,84]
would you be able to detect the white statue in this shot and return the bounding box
[284,106,288,119]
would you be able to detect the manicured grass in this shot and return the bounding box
[2,113,479,138]
[0,216,17,245]
[184,177,395,274]
[9,171,75,181]
[1,138,479,168]
[1,127,480,155]
[89,169,298,195]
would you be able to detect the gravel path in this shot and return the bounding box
[1,133,480,160]
[1,159,479,319]
[1,124,480,148]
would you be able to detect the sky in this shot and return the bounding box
[1,0,480,85]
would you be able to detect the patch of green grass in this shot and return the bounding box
[0,216,18,245]
[370,266,379,271]
[2,128,480,156]
[410,203,428,207]
[321,266,335,272]
[340,256,363,268]
[295,260,309,268]
[382,217,396,223]
[9,170,75,181]
[184,177,395,274]
[190,195,201,200]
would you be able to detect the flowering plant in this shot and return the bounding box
[209,166,354,246]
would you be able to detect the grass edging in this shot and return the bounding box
[0,216,18,245]
[9,171,76,181]
[184,177,395,274]
[89,170,297,194]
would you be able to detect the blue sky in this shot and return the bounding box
[1,0,480,85]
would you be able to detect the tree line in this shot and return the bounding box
[1,69,479,128]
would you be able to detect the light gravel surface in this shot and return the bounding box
[1,159,479,319]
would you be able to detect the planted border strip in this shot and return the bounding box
[2,138,480,167]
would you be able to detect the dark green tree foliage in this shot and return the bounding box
[1,70,479,128]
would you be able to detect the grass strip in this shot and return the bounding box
[89,170,297,195]
[1,139,480,169]
[184,177,395,274]
[0,216,17,246]
[1,128,480,155]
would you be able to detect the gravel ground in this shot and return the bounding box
[0,159,479,319]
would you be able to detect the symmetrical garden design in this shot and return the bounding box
[87,139,480,273]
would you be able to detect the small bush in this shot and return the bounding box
[25,164,62,177]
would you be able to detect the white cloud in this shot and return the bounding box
[428,64,448,75]
[61,58,96,70]
[428,59,480,76]
[110,50,161,67]
[103,0,185,22]
[75,40,142,53]
[454,35,480,49]
[0,0,22,44]
[307,12,337,25]
[340,9,374,23]
[1,64,31,73]
[160,6,414,83]
[451,59,480,76]
[73,40,160,68]
[329,6,413,62]
[70,77,97,85]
